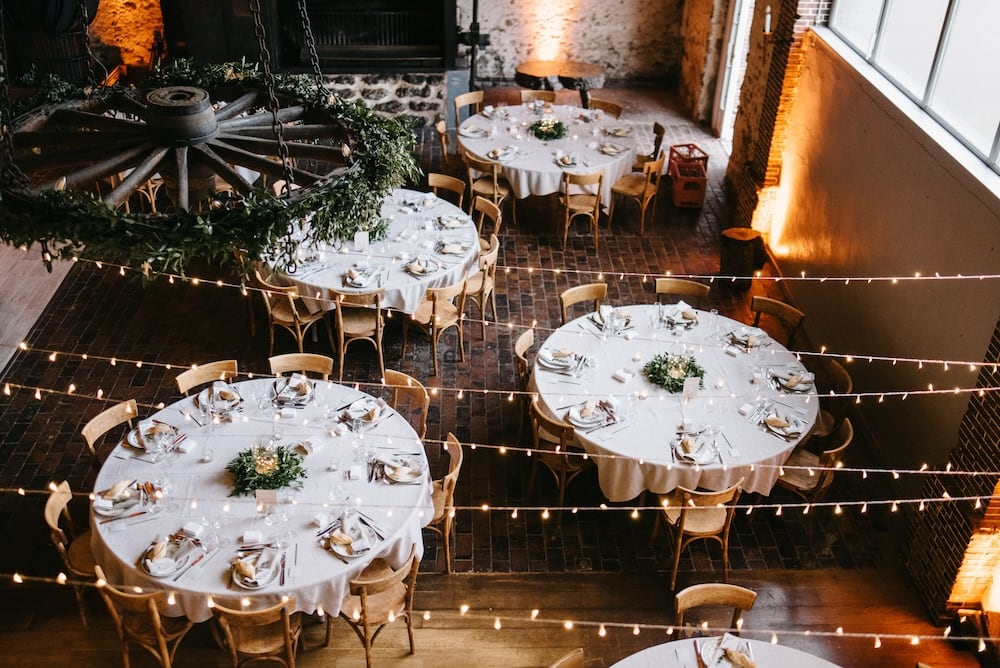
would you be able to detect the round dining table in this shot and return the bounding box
[610,636,840,667]
[456,103,636,207]
[531,304,819,502]
[90,378,433,623]
[276,187,480,315]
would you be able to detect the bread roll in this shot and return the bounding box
[764,415,790,429]
[579,401,597,418]
[723,647,756,668]
[681,436,697,454]
[233,559,255,580]
[681,310,698,321]
[149,540,169,561]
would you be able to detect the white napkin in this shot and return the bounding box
[313,513,329,528]
[243,530,263,544]
[612,369,634,383]
[181,521,204,538]
[347,464,365,480]
[341,513,371,552]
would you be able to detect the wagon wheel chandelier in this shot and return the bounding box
[7,0,345,212]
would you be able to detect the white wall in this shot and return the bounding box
[765,31,1000,470]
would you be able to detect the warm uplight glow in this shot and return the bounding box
[522,0,572,61]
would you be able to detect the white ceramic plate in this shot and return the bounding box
[328,524,379,559]
[273,377,314,404]
[93,495,141,518]
[231,549,279,589]
[673,436,715,464]
[404,258,440,275]
[567,405,605,427]
[140,539,191,578]
[126,423,179,451]
[196,387,241,412]
[763,414,805,437]
[537,351,575,370]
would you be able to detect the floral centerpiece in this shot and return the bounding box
[643,353,706,393]
[530,117,567,141]
[226,443,307,496]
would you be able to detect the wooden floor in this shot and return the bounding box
[0,567,982,667]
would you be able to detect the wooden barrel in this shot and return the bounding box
[719,227,766,291]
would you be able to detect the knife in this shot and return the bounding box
[173,552,204,581]
[279,552,286,586]
[100,510,147,525]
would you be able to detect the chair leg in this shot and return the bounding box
[431,327,440,376]
[73,584,89,629]
[670,532,683,590]
[444,514,453,574]
[457,323,465,362]
[607,192,617,226]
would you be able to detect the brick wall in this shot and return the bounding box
[904,317,1000,619]
[726,0,831,229]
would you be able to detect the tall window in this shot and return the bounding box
[830,0,1000,170]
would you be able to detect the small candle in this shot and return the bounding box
[633,352,642,362]
[764,5,772,34]
[639,389,649,400]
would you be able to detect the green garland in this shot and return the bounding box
[642,353,706,393]
[225,445,307,497]
[530,118,567,141]
[0,59,420,276]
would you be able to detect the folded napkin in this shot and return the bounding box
[437,241,468,255]
[605,127,631,137]
[181,521,204,539]
[459,125,487,138]
[101,479,134,502]
[406,258,437,274]
[774,370,815,390]
[438,215,466,229]
[347,464,366,480]
[599,143,625,155]
[211,381,240,404]
[487,146,517,161]
[340,513,372,552]
[556,153,578,167]
[345,267,373,286]
[612,368,634,383]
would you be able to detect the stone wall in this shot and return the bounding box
[455,0,684,86]
[324,74,445,128]
[92,0,164,68]
[678,0,729,123]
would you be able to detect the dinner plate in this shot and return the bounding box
[93,494,141,517]
[328,524,379,559]
[345,272,374,288]
[589,312,634,332]
[599,143,626,155]
[537,350,576,370]
[231,549,279,589]
[459,126,488,138]
[404,258,440,275]
[435,240,469,255]
[763,413,805,437]
[140,539,192,578]
[126,423,179,451]
[554,156,578,168]
[773,370,814,392]
[699,634,753,667]
[673,436,715,464]
[273,376,314,404]
[566,404,605,427]
[487,147,516,161]
[379,455,425,483]
[196,386,241,412]
[729,327,767,347]
[605,127,631,137]
[437,215,466,229]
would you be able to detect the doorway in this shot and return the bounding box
[711,0,755,151]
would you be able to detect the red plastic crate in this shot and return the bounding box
[669,160,707,208]
[668,143,709,175]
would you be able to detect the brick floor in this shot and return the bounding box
[0,88,894,587]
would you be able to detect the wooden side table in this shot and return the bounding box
[514,60,606,108]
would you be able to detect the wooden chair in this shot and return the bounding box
[329,546,420,668]
[811,359,853,439]
[453,90,484,122]
[175,360,239,396]
[472,195,503,248]
[589,97,623,118]
[464,152,515,225]
[45,481,97,628]
[608,153,665,235]
[675,583,757,638]
[426,433,464,573]
[254,269,334,355]
[434,120,456,170]
[383,369,430,439]
[651,479,744,589]
[750,295,805,347]
[560,171,603,249]
[514,328,535,443]
[526,397,594,507]
[775,418,854,540]
[521,89,556,103]
[548,647,585,668]
[654,278,711,304]
[403,279,466,376]
[81,399,138,464]
[465,233,500,338]
[268,353,333,380]
[560,282,608,324]
[211,597,302,668]
[94,565,194,668]
[633,121,665,171]
[428,171,465,209]
[331,289,385,382]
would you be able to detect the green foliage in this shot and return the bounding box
[530,118,568,141]
[225,445,307,497]
[0,61,420,276]
[642,353,706,393]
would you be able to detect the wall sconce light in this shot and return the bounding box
[763,5,773,42]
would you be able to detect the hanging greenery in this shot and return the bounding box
[0,60,420,276]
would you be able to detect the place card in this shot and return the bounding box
[256,489,278,507]
[682,378,700,402]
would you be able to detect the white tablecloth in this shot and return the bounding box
[532,305,818,502]
[91,379,433,623]
[279,188,480,315]
[456,104,636,206]
[610,637,840,667]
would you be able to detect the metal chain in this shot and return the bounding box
[295,0,327,103]
[0,5,28,190]
[249,0,294,196]
[77,0,109,90]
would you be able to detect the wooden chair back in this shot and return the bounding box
[428,172,465,209]
[332,289,385,381]
[383,369,430,439]
[81,399,138,462]
[473,195,503,240]
[44,481,76,562]
[654,278,710,302]
[812,418,854,498]
[560,282,608,324]
[434,119,455,168]
[212,597,300,668]
[521,90,556,103]
[268,353,333,380]
[675,583,757,638]
[94,565,193,668]
[464,153,507,210]
[561,170,603,249]
[589,97,623,118]
[175,360,238,396]
[751,296,805,346]
[514,328,535,390]
[529,397,575,454]
[454,90,484,121]
[436,433,464,522]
